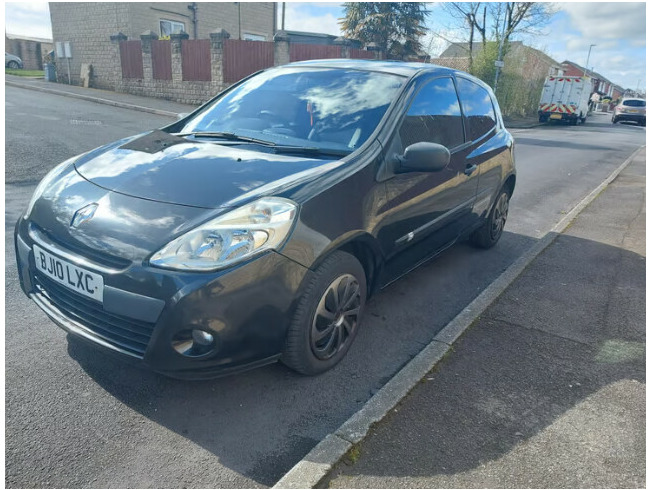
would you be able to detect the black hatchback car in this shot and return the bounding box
[15,60,515,378]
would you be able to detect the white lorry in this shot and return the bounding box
[538,75,592,125]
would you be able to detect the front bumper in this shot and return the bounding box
[15,218,313,379]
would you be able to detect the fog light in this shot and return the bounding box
[172,329,216,357]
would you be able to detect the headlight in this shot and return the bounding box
[150,197,298,271]
[24,156,79,219]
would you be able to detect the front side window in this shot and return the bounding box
[160,19,185,37]
[399,77,464,149]
[456,77,497,141]
[180,67,405,152]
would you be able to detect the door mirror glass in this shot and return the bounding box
[397,142,450,173]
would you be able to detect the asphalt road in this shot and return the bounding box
[5,86,646,488]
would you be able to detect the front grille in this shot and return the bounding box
[33,273,155,358]
[30,223,132,270]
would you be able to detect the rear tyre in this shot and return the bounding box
[580,113,587,124]
[639,120,646,127]
[282,251,367,375]
[612,117,618,124]
[470,188,510,249]
[7,61,19,69]
[570,117,578,126]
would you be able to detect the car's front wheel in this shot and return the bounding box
[7,60,19,69]
[470,188,510,249]
[282,251,367,375]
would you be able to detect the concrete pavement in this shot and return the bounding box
[5,74,198,117]
[321,149,646,488]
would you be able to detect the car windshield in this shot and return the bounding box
[179,67,405,153]
[623,99,646,107]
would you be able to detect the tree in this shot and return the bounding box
[442,3,487,71]
[339,3,430,60]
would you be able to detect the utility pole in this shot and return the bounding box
[493,8,507,92]
[282,2,286,30]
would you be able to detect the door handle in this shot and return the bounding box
[464,164,477,176]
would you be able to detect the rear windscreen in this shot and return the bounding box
[623,99,646,107]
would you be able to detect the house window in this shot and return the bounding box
[160,19,185,37]
[242,33,266,41]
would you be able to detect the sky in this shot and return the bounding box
[4,2,646,90]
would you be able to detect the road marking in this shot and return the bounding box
[273,144,646,489]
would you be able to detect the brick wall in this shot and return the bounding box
[49,2,275,90]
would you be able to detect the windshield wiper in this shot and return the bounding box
[176,131,276,147]
[271,145,352,157]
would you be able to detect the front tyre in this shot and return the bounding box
[470,189,510,249]
[282,251,367,375]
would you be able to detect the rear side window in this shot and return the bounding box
[456,78,497,141]
[399,77,465,149]
[623,99,646,107]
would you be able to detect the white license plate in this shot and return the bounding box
[550,114,563,120]
[33,244,104,302]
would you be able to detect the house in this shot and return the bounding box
[560,60,620,98]
[438,41,564,79]
[48,2,276,88]
[5,33,53,70]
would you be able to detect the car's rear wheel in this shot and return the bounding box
[282,251,366,375]
[7,61,19,69]
[612,117,618,124]
[470,188,510,249]
[639,120,646,127]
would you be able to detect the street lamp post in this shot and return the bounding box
[584,44,596,77]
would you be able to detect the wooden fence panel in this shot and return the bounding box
[151,40,172,80]
[119,41,143,79]
[223,39,274,84]
[349,48,375,59]
[181,39,211,81]
[289,44,342,62]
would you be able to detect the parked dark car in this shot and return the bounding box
[612,98,646,126]
[15,60,515,378]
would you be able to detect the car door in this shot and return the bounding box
[376,75,479,283]
[455,76,513,219]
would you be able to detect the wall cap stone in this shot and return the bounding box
[210,29,231,40]
[110,32,127,43]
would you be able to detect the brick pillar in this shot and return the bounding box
[170,31,189,84]
[334,37,351,58]
[109,32,127,91]
[273,30,290,66]
[140,30,157,82]
[210,28,230,92]
[365,42,384,60]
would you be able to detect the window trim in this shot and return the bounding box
[160,19,186,37]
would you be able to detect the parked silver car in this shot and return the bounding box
[5,52,23,69]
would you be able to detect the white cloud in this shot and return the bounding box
[562,2,645,42]
[278,3,343,36]
[5,2,52,39]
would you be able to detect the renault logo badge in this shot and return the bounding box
[70,203,98,228]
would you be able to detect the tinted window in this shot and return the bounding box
[456,78,497,141]
[398,77,464,149]
[623,99,646,107]
[181,68,405,152]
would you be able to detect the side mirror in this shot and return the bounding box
[396,142,450,173]
[176,113,190,120]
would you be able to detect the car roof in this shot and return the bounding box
[283,58,458,78]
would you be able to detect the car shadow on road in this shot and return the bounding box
[65,230,644,487]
